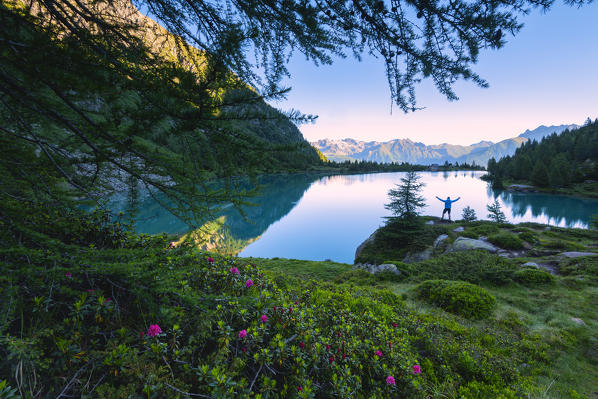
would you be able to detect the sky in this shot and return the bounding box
[271,1,598,145]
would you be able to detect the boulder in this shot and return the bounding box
[402,248,433,263]
[559,251,597,258]
[375,263,401,275]
[522,262,539,268]
[433,234,449,248]
[452,226,464,232]
[426,220,435,225]
[445,237,499,253]
[354,230,378,261]
[353,262,401,275]
[571,317,586,326]
[507,184,536,192]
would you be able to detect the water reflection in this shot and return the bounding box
[497,190,597,228]
[109,171,598,263]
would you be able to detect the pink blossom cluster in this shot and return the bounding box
[147,324,162,337]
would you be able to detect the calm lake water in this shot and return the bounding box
[110,171,598,263]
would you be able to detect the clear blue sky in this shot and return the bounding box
[271,1,598,145]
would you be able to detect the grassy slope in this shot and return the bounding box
[247,220,598,398]
[2,205,554,398]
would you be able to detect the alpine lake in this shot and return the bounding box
[108,171,598,264]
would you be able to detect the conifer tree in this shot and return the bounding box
[487,199,507,223]
[530,162,550,187]
[385,171,426,220]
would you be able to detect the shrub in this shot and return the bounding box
[487,233,525,250]
[518,231,536,244]
[461,206,477,222]
[415,280,497,319]
[559,256,598,277]
[469,223,500,237]
[333,269,379,286]
[412,251,516,285]
[460,229,479,239]
[383,261,413,276]
[514,269,555,286]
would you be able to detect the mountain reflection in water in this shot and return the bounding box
[107,171,598,262]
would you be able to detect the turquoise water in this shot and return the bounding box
[109,171,598,263]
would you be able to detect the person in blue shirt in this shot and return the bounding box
[436,196,460,221]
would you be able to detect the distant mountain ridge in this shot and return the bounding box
[312,124,579,165]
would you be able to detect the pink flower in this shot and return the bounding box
[288,306,293,313]
[140,331,145,339]
[386,375,396,385]
[147,324,162,337]
[375,350,383,357]
[207,257,214,264]
[65,272,72,278]
[238,329,247,338]
[412,364,421,375]
[273,306,277,312]
[326,344,330,351]
[342,353,346,360]
[297,386,303,392]
[329,356,335,364]
[260,315,268,323]
[242,346,247,353]
[299,341,305,349]
[105,297,111,303]
[229,267,239,275]
[392,323,398,328]
[168,242,175,248]
[388,341,392,348]
[245,279,253,288]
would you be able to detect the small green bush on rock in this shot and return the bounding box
[514,269,555,286]
[488,233,525,250]
[415,280,497,319]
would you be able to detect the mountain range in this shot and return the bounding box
[311,124,579,166]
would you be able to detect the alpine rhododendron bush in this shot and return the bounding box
[0,202,545,398]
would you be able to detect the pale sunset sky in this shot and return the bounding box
[272,1,598,145]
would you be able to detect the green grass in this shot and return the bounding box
[244,257,352,281]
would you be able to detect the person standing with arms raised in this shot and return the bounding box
[436,196,460,221]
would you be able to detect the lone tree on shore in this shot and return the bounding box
[385,171,426,220]
[487,199,507,223]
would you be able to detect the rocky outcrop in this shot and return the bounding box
[445,237,499,253]
[434,234,449,248]
[353,263,401,275]
[506,184,537,192]
[354,231,378,261]
[402,248,433,263]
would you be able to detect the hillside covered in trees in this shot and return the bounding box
[0,0,325,230]
[487,120,598,194]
